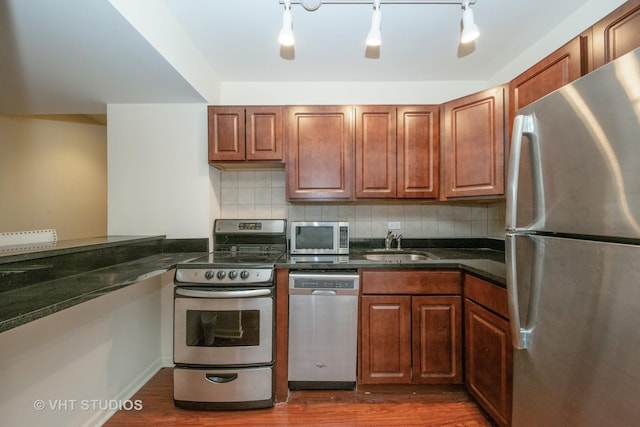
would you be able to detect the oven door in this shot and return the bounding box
[174,287,273,366]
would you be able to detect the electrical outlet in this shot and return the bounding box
[388,221,401,230]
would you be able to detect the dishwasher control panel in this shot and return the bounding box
[288,271,359,294]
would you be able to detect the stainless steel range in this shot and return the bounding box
[173,219,286,410]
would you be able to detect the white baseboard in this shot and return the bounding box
[84,359,162,427]
[161,355,175,367]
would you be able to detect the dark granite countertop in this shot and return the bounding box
[0,236,208,333]
[280,238,506,286]
[0,236,505,334]
[0,235,166,262]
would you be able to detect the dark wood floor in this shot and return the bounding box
[105,368,493,426]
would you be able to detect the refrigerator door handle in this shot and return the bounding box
[507,235,527,349]
[507,234,542,350]
[506,115,525,231]
[506,114,541,231]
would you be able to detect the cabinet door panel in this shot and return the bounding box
[464,274,509,318]
[465,299,512,427]
[360,296,412,384]
[592,0,640,69]
[286,106,353,200]
[355,106,397,198]
[442,86,505,198]
[397,106,439,199]
[246,106,283,161]
[208,106,245,161]
[412,296,462,384]
[361,270,462,295]
[509,36,583,126]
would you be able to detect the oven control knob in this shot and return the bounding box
[216,270,226,279]
[228,270,238,280]
[204,270,215,280]
[240,270,250,280]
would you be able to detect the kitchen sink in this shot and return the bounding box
[362,250,438,263]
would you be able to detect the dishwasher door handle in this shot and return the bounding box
[311,290,337,296]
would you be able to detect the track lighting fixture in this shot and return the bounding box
[366,0,382,47]
[460,0,480,44]
[277,0,480,49]
[279,0,295,47]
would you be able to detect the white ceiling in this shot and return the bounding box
[0,0,626,115]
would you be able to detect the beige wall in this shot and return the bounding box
[0,116,107,240]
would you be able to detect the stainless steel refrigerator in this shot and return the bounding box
[506,47,640,426]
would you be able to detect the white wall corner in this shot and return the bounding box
[108,0,221,103]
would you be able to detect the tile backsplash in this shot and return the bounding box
[218,171,505,239]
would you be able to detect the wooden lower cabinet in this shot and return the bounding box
[359,270,463,385]
[412,296,462,384]
[360,295,412,384]
[464,275,512,427]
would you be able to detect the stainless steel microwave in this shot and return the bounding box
[289,221,349,255]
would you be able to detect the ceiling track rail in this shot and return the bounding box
[280,0,477,6]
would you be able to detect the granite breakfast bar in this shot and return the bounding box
[0,235,208,333]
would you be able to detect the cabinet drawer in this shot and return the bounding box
[362,270,462,295]
[464,275,508,318]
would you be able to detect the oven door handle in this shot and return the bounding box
[175,288,272,298]
[205,373,238,384]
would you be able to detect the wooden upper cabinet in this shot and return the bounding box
[592,0,640,69]
[355,106,397,198]
[208,106,245,161]
[246,107,284,161]
[509,36,585,125]
[208,106,283,164]
[442,86,505,199]
[286,106,354,200]
[397,106,440,199]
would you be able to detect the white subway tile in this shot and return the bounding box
[220,171,238,188]
[355,205,372,221]
[305,205,322,220]
[221,188,238,205]
[238,188,255,205]
[255,171,272,187]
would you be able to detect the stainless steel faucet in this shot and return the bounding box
[385,230,402,250]
[385,230,394,250]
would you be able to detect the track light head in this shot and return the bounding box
[366,2,382,47]
[276,0,481,52]
[279,1,295,46]
[460,1,479,44]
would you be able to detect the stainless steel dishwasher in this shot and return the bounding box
[288,270,359,389]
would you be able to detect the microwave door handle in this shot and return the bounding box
[175,288,272,298]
